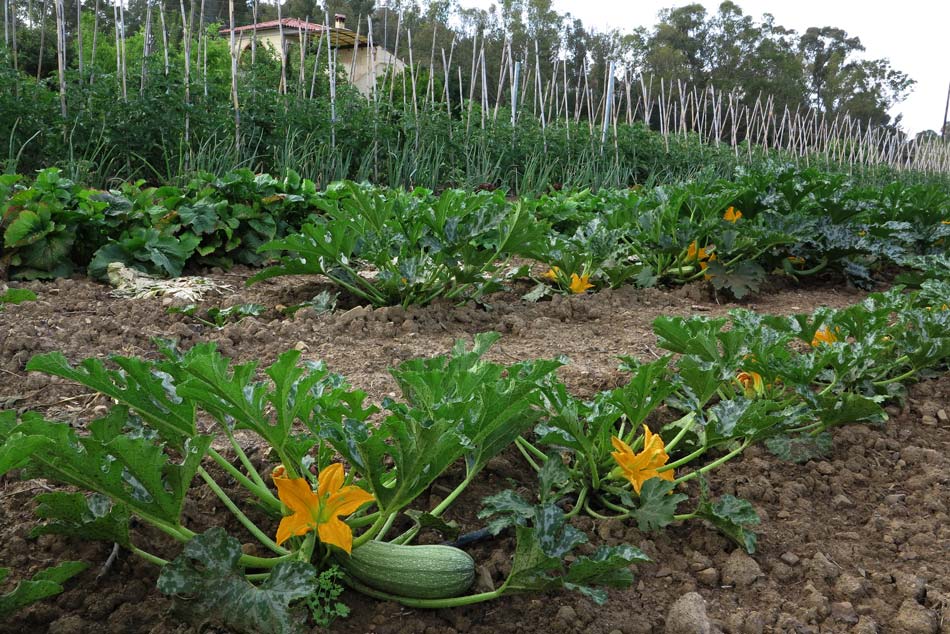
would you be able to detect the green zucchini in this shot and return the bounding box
[340,540,476,599]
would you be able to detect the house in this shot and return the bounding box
[220,15,405,96]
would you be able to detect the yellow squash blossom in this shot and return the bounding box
[272,463,374,554]
[541,266,560,281]
[700,252,717,280]
[787,256,805,266]
[723,206,742,223]
[569,273,594,294]
[941,220,950,225]
[610,426,674,495]
[736,370,765,398]
[687,241,713,262]
[811,326,839,347]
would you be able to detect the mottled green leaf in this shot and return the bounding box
[158,528,316,634]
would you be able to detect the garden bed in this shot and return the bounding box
[1,271,947,634]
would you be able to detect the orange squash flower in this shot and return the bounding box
[811,326,839,347]
[736,370,765,398]
[569,273,594,294]
[611,427,674,495]
[723,207,742,223]
[272,463,374,554]
[541,266,560,281]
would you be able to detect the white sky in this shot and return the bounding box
[458,0,949,135]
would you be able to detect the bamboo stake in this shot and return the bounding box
[118,0,127,99]
[309,19,325,98]
[250,0,257,65]
[179,0,193,168]
[54,0,65,116]
[158,4,168,79]
[227,0,239,153]
[601,61,614,152]
[276,3,286,93]
[35,0,46,79]
[140,0,152,94]
[75,0,82,80]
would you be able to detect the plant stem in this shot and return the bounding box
[515,436,548,463]
[374,511,399,542]
[207,447,281,513]
[220,423,269,491]
[674,440,751,484]
[662,412,697,453]
[515,439,543,473]
[583,498,628,521]
[347,511,380,529]
[129,544,169,566]
[197,467,289,556]
[353,512,389,549]
[563,486,588,519]
[872,366,917,386]
[344,576,507,608]
[659,444,707,472]
[673,513,697,522]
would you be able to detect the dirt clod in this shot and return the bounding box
[721,550,761,587]
[664,592,712,634]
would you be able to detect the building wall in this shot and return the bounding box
[231,30,404,97]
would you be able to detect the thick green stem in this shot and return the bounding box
[238,553,295,569]
[129,544,169,567]
[662,412,697,453]
[206,447,280,510]
[374,512,399,542]
[220,424,269,491]
[515,436,549,463]
[391,471,478,546]
[133,510,195,543]
[872,366,918,386]
[596,494,630,515]
[344,576,507,609]
[674,440,751,484]
[563,487,588,519]
[353,513,389,549]
[515,440,543,473]
[583,498,628,521]
[198,467,290,556]
[673,513,697,522]
[347,511,380,529]
[659,444,708,472]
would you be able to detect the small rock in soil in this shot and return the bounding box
[557,605,577,623]
[665,592,712,634]
[780,551,800,566]
[831,601,859,624]
[853,616,879,634]
[741,611,765,634]
[937,409,948,422]
[721,550,761,587]
[890,599,938,634]
[835,573,870,600]
[806,551,841,581]
[696,567,720,586]
[894,572,928,602]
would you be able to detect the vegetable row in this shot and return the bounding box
[3,166,948,303]
[1,278,948,629]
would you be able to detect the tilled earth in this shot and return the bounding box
[0,269,947,634]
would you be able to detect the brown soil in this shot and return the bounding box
[1,270,947,634]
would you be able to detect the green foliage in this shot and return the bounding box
[157,528,318,634]
[0,562,88,619]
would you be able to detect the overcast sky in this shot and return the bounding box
[458,0,949,135]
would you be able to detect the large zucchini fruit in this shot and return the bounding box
[341,540,476,599]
